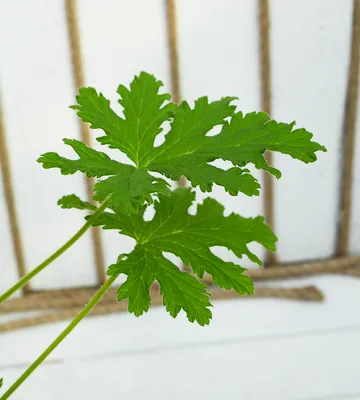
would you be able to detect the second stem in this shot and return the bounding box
[0,195,111,304]
[0,274,118,400]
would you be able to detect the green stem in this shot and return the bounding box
[0,196,111,304]
[0,274,117,400]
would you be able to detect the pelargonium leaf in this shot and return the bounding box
[38,72,326,215]
[58,194,96,211]
[39,72,326,326]
[38,138,170,213]
[70,72,177,165]
[64,189,277,325]
[143,103,326,188]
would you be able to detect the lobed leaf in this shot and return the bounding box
[39,72,326,215]
[144,104,326,191]
[40,72,326,325]
[38,139,170,213]
[65,189,277,325]
[58,194,96,211]
[71,72,177,165]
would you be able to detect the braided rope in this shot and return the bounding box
[0,91,28,292]
[0,285,323,332]
[64,0,106,284]
[164,0,185,192]
[1,256,358,315]
[165,0,181,104]
[202,255,360,284]
[336,0,360,255]
[258,0,277,266]
[0,1,358,335]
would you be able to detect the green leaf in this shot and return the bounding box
[38,139,123,178]
[114,246,212,325]
[38,73,176,213]
[143,102,327,191]
[0,377,3,389]
[93,168,170,214]
[38,71,326,326]
[70,72,177,166]
[67,188,277,325]
[203,112,327,177]
[58,194,96,211]
[38,71,326,214]
[38,139,170,213]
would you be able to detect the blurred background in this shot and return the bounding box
[0,0,360,398]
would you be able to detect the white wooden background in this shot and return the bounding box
[0,0,360,399]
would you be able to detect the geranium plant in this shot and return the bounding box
[0,72,326,398]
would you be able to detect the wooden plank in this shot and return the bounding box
[77,0,171,273]
[176,0,264,267]
[64,0,106,284]
[1,319,360,399]
[1,273,359,396]
[0,0,96,289]
[1,274,359,364]
[270,0,353,262]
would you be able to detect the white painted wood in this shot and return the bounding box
[0,0,96,289]
[177,0,265,267]
[2,330,360,400]
[0,275,358,366]
[77,0,171,272]
[0,2,359,399]
[1,275,360,399]
[349,71,360,254]
[270,0,353,262]
[0,173,19,295]
[1,0,357,287]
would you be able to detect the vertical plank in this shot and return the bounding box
[0,0,96,289]
[77,0,171,270]
[338,0,360,256]
[0,92,27,292]
[270,0,353,262]
[64,0,106,284]
[177,0,264,268]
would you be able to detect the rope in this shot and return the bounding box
[164,0,186,190]
[336,0,360,255]
[0,91,28,292]
[164,0,190,274]
[1,256,358,315]
[0,0,358,334]
[165,0,181,104]
[64,0,106,284]
[3,255,357,331]
[0,285,323,332]
[258,0,277,266]
[202,255,360,284]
